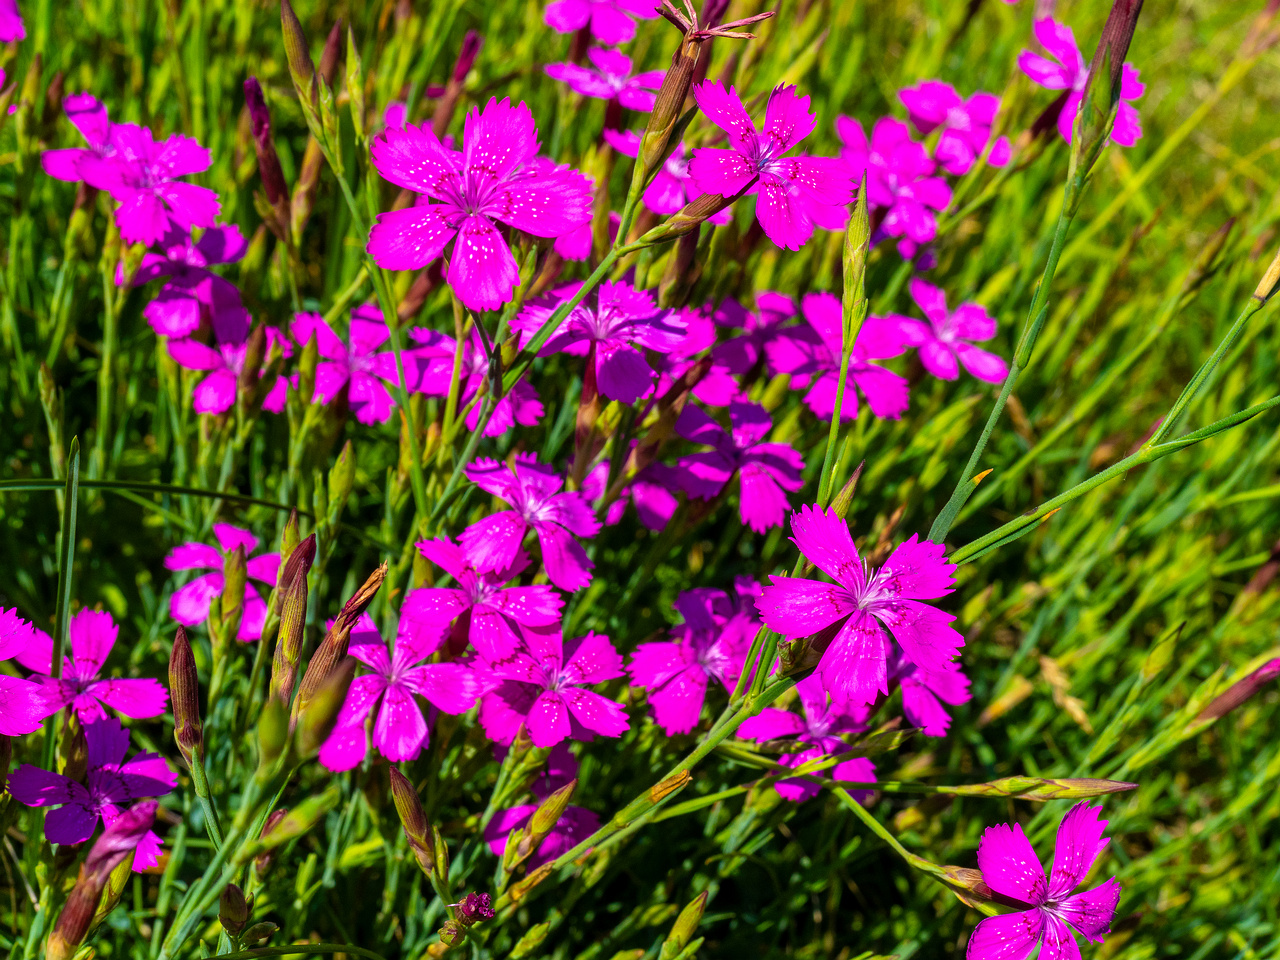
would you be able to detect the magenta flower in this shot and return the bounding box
[968,803,1121,960]
[77,124,220,247]
[628,587,758,735]
[648,305,741,407]
[676,401,804,533]
[14,611,167,723]
[1018,18,1144,146]
[581,457,681,532]
[476,627,629,748]
[887,278,1008,384]
[127,222,250,342]
[756,506,963,706]
[164,523,280,641]
[543,0,656,46]
[899,81,1011,176]
[545,49,664,112]
[462,454,602,592]
[412,328,544,437]
[837,116,951,259]
[688,82,853,251]
[603,130,733,225]
[8,717,176,871]
[41,93,113,182]
[293,306,432,425]
[485,804,600,868]
[0,610,56,735]
[738,675,876,802]
[0,0,24,41]
[515,280,685,404]
[318,614,480,771]
[711,292,797,376]
[367,99,594,311]
[167,327,290,416]
[400,537,563,663]
[767,291,911,423]
[896,657,971,737]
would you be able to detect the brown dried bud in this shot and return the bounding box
[169,626,203,765]
[649,769,691,804]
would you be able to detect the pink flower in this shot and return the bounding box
[461,454,602,592]
[400,538,563,663]
[756,506,963,706]
[886,278,1008,383]
[545,49,664,111]
[164,523,280,641]
[292,306,432,425]
[411,328,544,437]
[485,804,600,868]
[0,609,57,735]
[167,327,290,416]
[897,657,971,738]
[581,457,680,532]
[318,614,480,770]
[738,675,876,802]
[0,0,24,41]
[14,611,168,723]
[603,130,733,225]
[77,124,220,247]
[710,292,797,376]
[676,402,804,533]
[767,292,911,423]
[899,81,1011,176]
[477,628,629,748]
[649,305,741,407]
[543,0,657,46]
[515,279,685,404]
[1018,17,1144,146]
[837,116,951,259]
[126,221,250,342]
[7,717,176,871]
[628,586,758,735]
[41,93,113,182]
[688,82,852,251]
[367,99,594,311]
[968,803,1121,960]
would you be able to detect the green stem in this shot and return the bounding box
[209,945,389,960]
[41,438,80,772]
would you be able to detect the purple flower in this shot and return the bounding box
[676,401,804,533]
[899,81,1010,176]
[738,675,876,802]
[1018,18,1144,146]
[485,804,600,868]
[167,327,290,416]
[0,0,24,41]
[412,328,544,437]
[603,130,733,225]
[543,0,657,46]
[462,454,602,592]
[14,611,168,723]
[837,116,951,259]
[0,609,57,735]
[767,292,911,423]
[41,93,112,182]
[688,82,853,251]
[886,278,1008,384]
[515,279,685,404]
[581,457,680,532]
[628,586,759,735]
[367,98,594,311]
[545,48,664,111]
[126,221,250,342]
[400,537,563,663]
[477,627,629,748]
[78,124,220,247]
[896,656,971,738]
[756,505,963,706]
[293,306,431,425]
[649,305,742,407]
[318,614,480,771]
[710,292,797,376]
[164,523,281,641]
[968,803,1121,960]
[8,717,176,871]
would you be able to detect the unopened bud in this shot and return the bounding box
[271,533,315,702]
[242,921,278,945]
[169,626,203,765]
[660,892,707,959]
[280,0,317,102]
[318,18,344,88]
[257,695,290,770]
[637,186,751,246]
[946,776,1138,801]
[433,825,450,882]
[389,767,435,877]
[219,883,250,936]
[1191,658,1280,728]
[254,809,290,876]
[298,331,320,403]
[346,27,365,141]
[327,440,355,523]
[1254,246,1280,303]
[280,509,301,567]
[238,786,341,863]
[295,655,356,757]
[292,563,386,723]
[510,780,575,867]
[829,461,865,520]
[219,544,248,640]
[91,853,134,932]
[244,78,289,211]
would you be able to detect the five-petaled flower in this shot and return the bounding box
[545,48,664,112]
[127,221,251,342]
[8,717,176,871]
[967,803,1121,960]
[367,98,594,311]
[542,0,657,46]
[41,92,113,182]
[756,505,963,706]
[413,327,545,437]
[167,327,289,416]
[0,609,57,735]
[886,278,1008,384]
[899,81,1011,176]
[688,82,853,251]
[164,523,280,641]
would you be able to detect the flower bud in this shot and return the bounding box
[244,77,289,217]
[346,26,365,141]
[1070,0,1144,194]
[238,786,341,863]
[91,853,135,932]
[1191,658,1280,728]
[636,186,752,246]
[389,767,435,878]
[169,626,203,766]
[457,891,494,926]
[280,509,301,567]
[253,809,290,877]
[319,18,344,88]
[271,533,316,702]
[660,892,707,960]
[219,883,250,935]
[829,461,865,521]
[946,776,1138,801]
[219,544,248,640]
[1253,246,1280,303]
[257,695,290,770]
[280,0,317,104]
[432,31,484,138]
[508,780,576,869]
[242,921,278,944]
[295,655,356,757]
[327,440,355,526]
[511,922,551,959]
[237,323,268,410]
[433,825,450,882]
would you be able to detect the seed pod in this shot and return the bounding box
[169,626,203,766]
[219,883,250,936]
[660,892,707,960]
[389,767,435,878]
[295,656,356,757]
